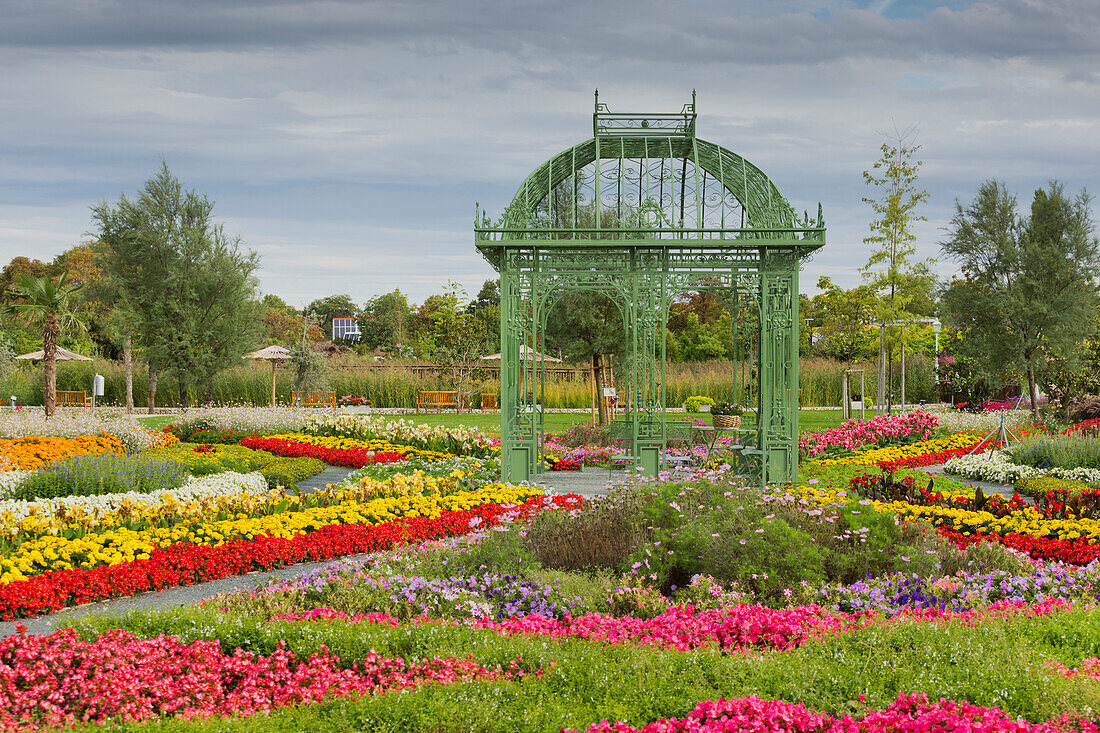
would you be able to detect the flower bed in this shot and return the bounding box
[0,434,127,472]
[569,692,1098,733]
[241,433,436,466]
[0,482,541,582]
[810,433,982,467]
[0,627,533,728]
[799,410,939,459]
[944,449,1100,484]
[0,494,580,619]
[303,414,497,457]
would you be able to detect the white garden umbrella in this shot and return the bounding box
[245,345,291,407]
[14,347,93,361]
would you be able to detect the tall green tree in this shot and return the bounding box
[3,272,84,417]
[359,290,412,353]
[812,277,877,362]
[92,163,261,410]
[861,134,933,412]
[545,291,623,424]
[429,283,488,412]
[940,180,1100,417]
[305,294,358,340]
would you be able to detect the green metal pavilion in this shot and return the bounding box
[476,93,825,485]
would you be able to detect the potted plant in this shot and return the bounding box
[850,392,863,410]
[338,395,373,414]
[683,395,715,413]
[710,401,743,429]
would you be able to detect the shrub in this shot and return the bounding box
[158,443,279,475]
[259,457,327,489]
[1069,396,1100,422]
[525,487,642,572]
[556,423,611,448]
[7,454,189,500]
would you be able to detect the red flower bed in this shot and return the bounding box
[0,628,535,729]
[937,526,1100,566]
[239,435,406,467]
[0,495,583,621]
[876,445,991,472]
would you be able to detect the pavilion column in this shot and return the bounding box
[758,250,799,485]
[499,254,528,482]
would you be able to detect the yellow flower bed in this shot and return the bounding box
[265,432,453,460]
[3,486,298,544]
[872,499,1100,543]
[145,430,179,449]
[0,434,127,472]
[3,471,528,549]
[811,433,981,467]
[0,482,540,583]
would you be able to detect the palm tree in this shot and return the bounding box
[5,272,84,417]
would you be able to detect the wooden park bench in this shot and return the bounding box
[291,390,337,409]
[56,391,92,408]
[480,393,499,411]
[416,390,460,412]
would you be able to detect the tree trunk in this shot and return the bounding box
[43,315,58,418]
[886,351,893,414]
[123,335,134,414]
[204,380,214,407]
[178,373,189,410]
[147,365,158,414]
[594,353,608,426]
[877,327,886,416]
[1027,364,1040,420]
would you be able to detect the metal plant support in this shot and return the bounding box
[475,93,826,485]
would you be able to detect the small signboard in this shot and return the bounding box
[602,387,617,398]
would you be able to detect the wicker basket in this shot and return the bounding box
[713,414,741,429]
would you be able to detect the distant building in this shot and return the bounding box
[332,317,361,342]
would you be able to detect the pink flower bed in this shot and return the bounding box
[1046,657,1100,680]
[568,693,1097,733]
[271,599,1071,653]
[276,604,856,652]
[0,627,534,730]
[799,410,939,458]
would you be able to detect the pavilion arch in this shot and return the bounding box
[476,93,825,484]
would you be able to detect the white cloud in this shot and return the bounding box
[0,0,1096,305]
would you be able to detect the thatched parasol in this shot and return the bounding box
[245,345,291,407]
[480,345,562,362]
[15,347,93,361]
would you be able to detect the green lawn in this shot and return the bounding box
[135,409,848,436]
[135,415,175,429]
[395,409,847,435]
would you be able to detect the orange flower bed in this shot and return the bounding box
[0,434,127,472]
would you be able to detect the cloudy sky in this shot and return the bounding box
[2,0,1097,307]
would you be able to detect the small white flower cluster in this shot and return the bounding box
[303,413,495,450]
[943,449,1100,484]
[926,408,1033,435]
[0,471,270,524]
[166,406,310,434]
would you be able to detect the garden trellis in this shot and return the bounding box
[476,93,825,483]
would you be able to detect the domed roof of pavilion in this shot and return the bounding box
[478,92,824,245]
